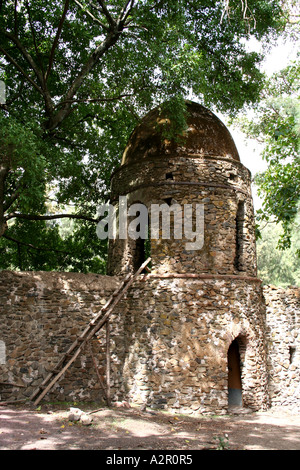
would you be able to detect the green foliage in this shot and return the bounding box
[235,59,300,251]
[256,214,300,287]
[0,0,285,272]
[0,218,108,273]
[213,434,230,450]
[0,113,47,212]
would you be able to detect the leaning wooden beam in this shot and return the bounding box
[106,320,111,407]
[30,257,151,406]
[88,341,108,404]
[33,348,82,405]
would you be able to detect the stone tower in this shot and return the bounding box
[108,101,270,414]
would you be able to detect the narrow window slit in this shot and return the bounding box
[234,201,245,271]
[289,346,296,364]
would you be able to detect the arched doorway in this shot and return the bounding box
[228,339,243,406]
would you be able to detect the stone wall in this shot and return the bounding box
[0,270,119,403]
[263,285,300,409]
[108,274,269,414]
[0,269,299,413]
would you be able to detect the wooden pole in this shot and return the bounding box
[88,341,107,402]
[106,320,111,407]
[30,258,151,405]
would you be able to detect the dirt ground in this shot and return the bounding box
[0,402,300,451]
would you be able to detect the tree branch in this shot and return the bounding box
[45,0,70,82]
[45,29,123,132]
[0,163,10,236]
[25,0,46,78]
[0,45,43,96]
[54,92,135,108]
[42,0,139,134]
[3,31,44,86]
[74,0,109,30]
[14,0,18,36]
[3,18,54,115]
[4,77,26,106]
[118,0,135,26]
[96,0,116,27]
[6,212,99,223]
[3,233,72,255]
[3,181,27,212]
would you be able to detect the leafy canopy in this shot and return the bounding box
[0,0,285,272]
[235,59,300,251]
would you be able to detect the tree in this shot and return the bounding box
[280,0,300,39]
[235,59,300,251]
[0,0,285,272]
[256,214,300,287]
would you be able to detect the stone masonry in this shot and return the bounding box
[263,285,300,409]
[0,271,299,412]
[0,101,299,413]
[0,271,119,403]
[107,102,269,413]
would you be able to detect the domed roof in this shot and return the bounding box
[121,101,240,165]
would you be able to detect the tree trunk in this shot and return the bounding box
[0,162,9,237]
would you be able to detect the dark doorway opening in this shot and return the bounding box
[228,339,243,406]
[132,215,151,273]
[234,201,245,271]
[132,238,146,272]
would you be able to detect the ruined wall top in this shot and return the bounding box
[121,101,240,166]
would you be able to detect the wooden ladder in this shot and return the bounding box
[30,258,151,406]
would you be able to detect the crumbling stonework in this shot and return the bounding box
[263,285,300,409]
[0,102,299,413]
[0,270,119,403]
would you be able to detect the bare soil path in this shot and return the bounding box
[0,403,299,451]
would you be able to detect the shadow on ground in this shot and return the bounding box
[0,403,300,450]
